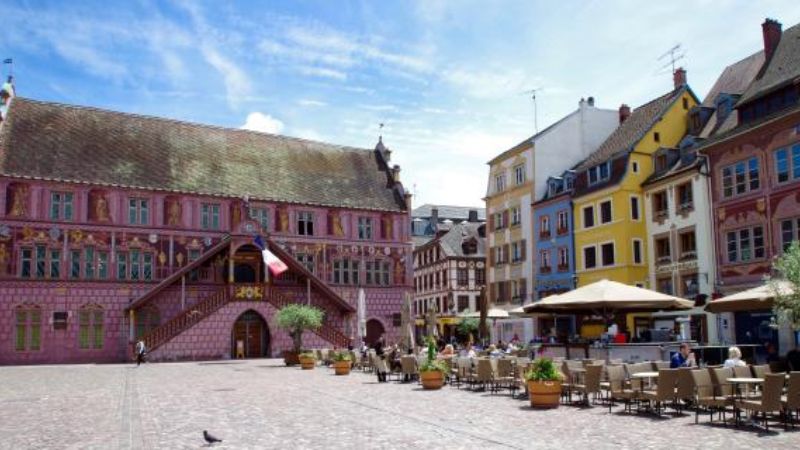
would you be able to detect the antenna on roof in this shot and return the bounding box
[521,88,542,134]
[657,44,685,75]
[378,122,384,141]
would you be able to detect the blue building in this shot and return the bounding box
[532,171,578,300]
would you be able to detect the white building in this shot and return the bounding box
[485,97,618,343]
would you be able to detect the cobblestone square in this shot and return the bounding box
[0,359,797,449]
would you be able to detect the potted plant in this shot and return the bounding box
[298,351,316,370]
[332,351,352,375]
[524,357,564,408]
[419,337,448,390]
[276,304,324,366]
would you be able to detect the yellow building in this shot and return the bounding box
[572,72,698,301]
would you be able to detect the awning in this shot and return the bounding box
[705,281,793,313]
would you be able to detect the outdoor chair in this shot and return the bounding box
[653,361,670,370]
[733,365,751,379]
[735,373,785,431]
[471,358,494,391]
[400,355,419,383]
[494,358,516,395]
[606,365,637,413]
[782,372,800,429]
[691,367,731,424]
[752,364,771,378]
[315,349,324,366]
[674,368,695,413]
[571,364,603,406]
[711,367,735,399]
[641,368,679,416]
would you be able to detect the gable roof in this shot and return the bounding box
[0,98,406,212]
[575,88,688,171]
[412,204,485,220]
[699,51,765,138]
[737,22,800,106]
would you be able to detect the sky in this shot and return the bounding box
[1,1,799,209]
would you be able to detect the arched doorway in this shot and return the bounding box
[231,310,270,358]
[232,244,263,283]
[365,319,385,347]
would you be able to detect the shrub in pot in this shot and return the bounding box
[276,304,324,366]
[332,351,352,375]
[524,357,564,408]
[419,337,447,390]
[298,351,316,370]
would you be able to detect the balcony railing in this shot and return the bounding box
[656,255,672,265]
[556,227,569,236]
[539,230,551,240]
[680,250,697,261]
[654,210,669,221]
[540,266,552,274]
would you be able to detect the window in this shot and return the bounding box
[539,215,550,237]
[676,183,693,211]
[587,162,610,186]
[97,252,108,279]
[558,247,568,270]
[721,157,759,197]
[657,277,674,295]
[20,248,32,278]
[653,132,660,143]
[49,192,74,221]
[332,259,359,285]
[296,253,315,274]
[630,196,640,221]
[540,250,551,273]
[358,217,373,240]
[494,246,506,265]
[130,249,141,280]
[15,307,41,351]
[365,260,390,285]
[494,212,506,230]
[514,164,525,185]
[652,191,668,219]
[143,253,153,281]
[781,218,800,251]
[582,205,595,228]
[557,211,569,233]
[84,247,95,279]
[495,173,506,192]
[601,242,615,266]
[249,207,270,231]
[583,247,597,269]
[70,250,81,279]
[632,161,639,173]
[188,249,201,281]
[297,211,315,236]
[632,239,643,264]
[775,144,800,183]
[727,226,765,263]
[679,231,697,260]
[655,236,671,264]
[78,306,104,350]
[136,306,160,339]
[599,200,612,224]
[681,273,699,297]
[128,198,149,225]
[35,245,46,278]
[117,252,128,280]
[201,203,221,230]
[457,269,468,286]
[457,295,470,313]
[511,241,523,263]
[475,268,485,285]
[49,249,60,278]
[511,207,521,226]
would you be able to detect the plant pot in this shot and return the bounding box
[420,370,445,390]
[527,380,561,408]
[283,351,300,366]
[299,356,316,370]
[333,360,351,375]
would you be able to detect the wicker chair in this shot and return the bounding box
[400,355,419,383]
[752,364,771,378]
[641,369,679,416]
[470,358,494,391]
[571,364,603,406]
[733,365,751,379]
[782,372,800,430]
[691,368,731,424]
[735,373,785,431]
[494,358,516,395]
[675,368,695,413]
[606,365,637,413]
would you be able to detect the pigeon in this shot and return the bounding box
[203,430,222,445]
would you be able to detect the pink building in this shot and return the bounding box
[0,97,412,364]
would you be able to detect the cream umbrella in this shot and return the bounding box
[705,280,794,313]
[463,308,510,319]
[426,305,438,338]
[399,292,416,351]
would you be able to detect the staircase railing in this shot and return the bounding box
[141,286,231,353]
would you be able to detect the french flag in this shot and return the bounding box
[253,235,288,276]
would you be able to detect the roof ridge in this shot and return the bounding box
[9,97,374,154]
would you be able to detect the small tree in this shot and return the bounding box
[456,318,479,343]
[276,304,324,352]
[772,240,800,331]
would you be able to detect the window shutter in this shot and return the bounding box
[520,239,526,261]
[503,210,509,228]
[503,244,510,263]
[519,278,527,301]
[488,213,494,231]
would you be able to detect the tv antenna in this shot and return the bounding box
[521,88,542,134]
[657,44,685,74]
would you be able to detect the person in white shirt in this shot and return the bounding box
[723,346,747,368]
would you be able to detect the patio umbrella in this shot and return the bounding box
[399,292,416,351]
[705,280,794,313]
[357,288,366,345]
[463,308,510,319]
[523,279,693,315]
[426,305,438,338]
[478,287,489,344]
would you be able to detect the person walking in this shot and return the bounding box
[135,340,147,367]
[373,336,388,382]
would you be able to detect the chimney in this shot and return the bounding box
[468,209,479,222]
[762,18,782,61]
[619,104,631,124]
[430,207,439,225]
[673,67,687,89]
[391,164,401,182]
[587,96,595,107]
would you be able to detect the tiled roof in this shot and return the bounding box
[695,101,800,152]
[0,98,406,212]
[575,88,686,171]
[437,222,486,258]
[699,51,765,138]
[737,22,800,106]
[641,157,702,187]
[412,204,485,220]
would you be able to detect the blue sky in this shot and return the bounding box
[1,1,798,208]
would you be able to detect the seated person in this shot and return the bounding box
[438,344,455,359]
[670,342,696,368]
[723,346,747,368]
[487,344,503,358]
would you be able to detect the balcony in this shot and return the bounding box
[654,210,669,222]
[656,255,672,265]
[677,202,694,215]
[557,264,569,272]
[680,250,697,261]
[556,227,569,236]
[539,230,551,240]
[539,266,552,274]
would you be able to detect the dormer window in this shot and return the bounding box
[655,153,668,172]
[587,162,610,186]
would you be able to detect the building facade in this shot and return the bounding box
[411,204,484,247]
[0,97,413,364]
[533,173,578,299]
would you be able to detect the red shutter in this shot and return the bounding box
[488,213,494,231]
[504,244,510,264]
[502,210,509,229]
[520,239,527,261]
[519,278,527,301]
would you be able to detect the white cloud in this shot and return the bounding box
[241,112,284,134]
[297,66,347,81]
[298,99,327,107]
[202,46,252,106]
[291,127,325,142]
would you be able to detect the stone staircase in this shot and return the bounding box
[265,287,351,348]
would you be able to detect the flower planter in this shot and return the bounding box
[333,360,351,375]
[528,380,561,408]
[299,356,316,370]
[283,351,300,366]
[420,370,445,390]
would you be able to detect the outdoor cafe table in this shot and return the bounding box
[630,371,659,392]
[728,377,764,427]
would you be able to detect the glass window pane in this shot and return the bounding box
[792,146,800,179]
[98,252,108,279]
[64,193,73,220]
[50,250,60,278]
[140,200,149,224]
[35,246,46,278]
[748,158,759,190]
[70,250,81,279]
[15,312,26,351]
[776,149,789,182]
